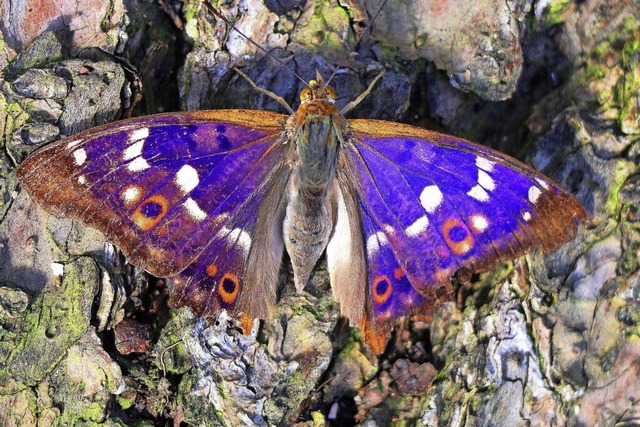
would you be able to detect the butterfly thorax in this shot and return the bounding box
[283,80,347,292]
[286,76,345,185]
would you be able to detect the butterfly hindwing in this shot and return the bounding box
[170,162,291,320]
[17,110,292,320]
[346,119,587,333]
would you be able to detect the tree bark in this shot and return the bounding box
[0,0,638,425]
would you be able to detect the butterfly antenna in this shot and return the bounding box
[233,67,294,114]
[340,70,385,115]
[202,1,309,88]
[357,0,389,47]
[324,0,389,87]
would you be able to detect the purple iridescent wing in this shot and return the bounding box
[346,119,588,340]
[17,110,290,320]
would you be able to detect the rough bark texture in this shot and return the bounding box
[0,0,638,426]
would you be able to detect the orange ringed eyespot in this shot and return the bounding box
[217,272,240,305]
[132,194,169,231]
[372,275,392,306]
[442,217,474,256]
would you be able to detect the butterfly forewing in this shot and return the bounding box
[17,111,288,280]
[346,119,588,332]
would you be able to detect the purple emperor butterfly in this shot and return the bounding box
[17,73,587,353]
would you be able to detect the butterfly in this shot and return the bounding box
[16,71,587,354]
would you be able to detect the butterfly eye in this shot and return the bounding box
[326,87,337,100]
[300,87,312,101]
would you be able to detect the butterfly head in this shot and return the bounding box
[299,72,337,105]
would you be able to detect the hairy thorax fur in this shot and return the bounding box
[284,110,344,292]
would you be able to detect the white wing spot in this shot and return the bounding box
[51,262,64,276]
[528,186,542,204]
[122,186,141,204]
[175,165,199,195]
[366,231,389,255]
[467,185,490,202]
[522,211,532,222]
[478,170,496,191]
[535,178,550,189]
[127,157,150,172]
[77,175,86,185]
[476,156,494,172]
[73,148,87,166]
[184,197,207,221]
[123,140,144,160]
[129,127,149,143]
[216,225,252,254]
[406,215,429,237]
[420,185,443,213]
[66,139,82,149]
[470,214,489,232]
[228,228,252,253]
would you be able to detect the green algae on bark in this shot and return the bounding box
[0,257,98,395]
[289,0,353,59]
[49,330,125,425]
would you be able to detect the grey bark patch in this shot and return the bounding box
[56,60,127,135]
[11,69,69,100]
[49,329,125,424]
[4,31,63,78]
[361,0,531,101]
[172,293,336,425]
[20,123,60,145]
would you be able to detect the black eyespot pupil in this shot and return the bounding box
[222,278,236,294]
[140,201,162,218]
[376,279,389,296]
[449,225,467,242]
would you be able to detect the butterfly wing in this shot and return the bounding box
[17,110,292,320]
[169,158,291,321]
[344,119,588,346]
